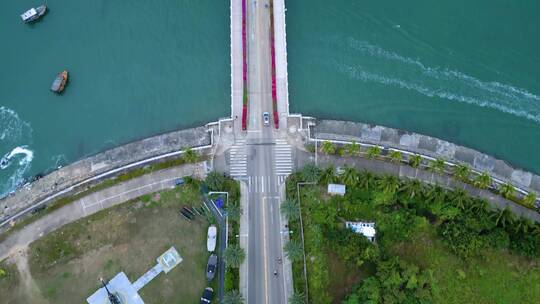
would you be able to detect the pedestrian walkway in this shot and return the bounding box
[247,175,286,194]
[274,139,292,176]
[229,139,248,177]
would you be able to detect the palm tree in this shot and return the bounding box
[453,163,470,183]
[358,171,375,191]
[428,158,446,184]
[183,148,199,163]
[425,184,447,204]
[341,166,358,187]
[366,146,382,160]
[473,172,492,190]
[284,239,303,262]
[206,171,225,191]
[514,218,533,234]
[377,175,400,195]
[400,179,423,199]
[468,198,489,214]
[224,245,246,268]
[221,290,245,304]
[449,188,471,210]
[226,204,241,222]
[319,166,337,185]
[320,141,335,155]
[499,183,516,199]
[301,163,321,183]
[289,291,306,304]
[345,141,360,157]
[522,192,538,208]
[389,150,402,164]
[490,208,514,228]
[281,199,300,221]
[408,154,423,178]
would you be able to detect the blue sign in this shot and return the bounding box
[215,198,224,209]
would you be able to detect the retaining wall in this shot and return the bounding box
[311,119,540,195]
[1,126,211,224]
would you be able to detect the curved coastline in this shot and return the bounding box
[309,119,540,197]
[0,125,214,227]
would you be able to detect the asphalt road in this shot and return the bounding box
[244,0,288,302]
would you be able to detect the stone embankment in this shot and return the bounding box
[0,126,212,226]
[311,119,540,197]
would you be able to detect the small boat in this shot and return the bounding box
[50,71,68,93]
[20,5,47,23]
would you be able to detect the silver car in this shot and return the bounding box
[263,112,270,126]
[206,254,218,281]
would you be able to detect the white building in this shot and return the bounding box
[328,183,346,196]
[346,221,376,242]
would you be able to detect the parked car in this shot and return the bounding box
[263,112,270,126]
[207,225,217,252]
[206,254,218,281]
[200,287,214,304]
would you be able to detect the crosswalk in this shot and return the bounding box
[274,139,293,176]
[229,139,247,177]
[248,175,287,193]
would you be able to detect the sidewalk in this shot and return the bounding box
[239,182,249,301]
[0,163,204,261]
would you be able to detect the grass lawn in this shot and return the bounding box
[392,229,540,304]
[0,183,211,304]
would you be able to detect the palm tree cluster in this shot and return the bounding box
[306,140,538,210]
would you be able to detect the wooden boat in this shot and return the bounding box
[20,5,47,23]
[50,71,68,93]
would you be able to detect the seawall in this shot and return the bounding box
[310,119,540,197]
[0,126,212,226]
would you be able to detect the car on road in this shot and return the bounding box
[206,253,218,281]
[200,287,214,304]
[207,225,217,252]
[263,111,270,126]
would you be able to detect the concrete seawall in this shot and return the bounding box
[311,119,540,196]
[0,126,211,225]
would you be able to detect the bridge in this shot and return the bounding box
[226,0,294,302]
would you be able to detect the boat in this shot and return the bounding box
[20,5,47,23]
[50,71,68,93]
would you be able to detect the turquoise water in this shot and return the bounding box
[287,0,540,173]
[0,0,229,196]
[2,0,540,197]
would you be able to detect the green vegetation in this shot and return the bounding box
[287,165,540,304]
[224,245,246,269]
[0,151,206,243]
[222,290,245,304]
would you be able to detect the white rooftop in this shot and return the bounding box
[346,222,376,240]
[328,183,346,195]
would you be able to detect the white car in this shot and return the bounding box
[207,225,217,252]
[263,112,270,126]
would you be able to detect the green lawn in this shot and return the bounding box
[393,230,540,304]
[1,182,211,304]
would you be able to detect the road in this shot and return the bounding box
[240,0,291,303]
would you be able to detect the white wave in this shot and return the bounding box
[335,61,540,123]
[1,146,34,170]
[332,38,540,123]
[0,106,33,142]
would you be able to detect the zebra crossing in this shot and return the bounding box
[248,175,287,193]
[229,139,247,177]
[274,139,293,176]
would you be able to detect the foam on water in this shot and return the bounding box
[332,37,540,123]
[0,107,34,197]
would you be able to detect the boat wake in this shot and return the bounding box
[332,37,540,123]
[0,106,34,197]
